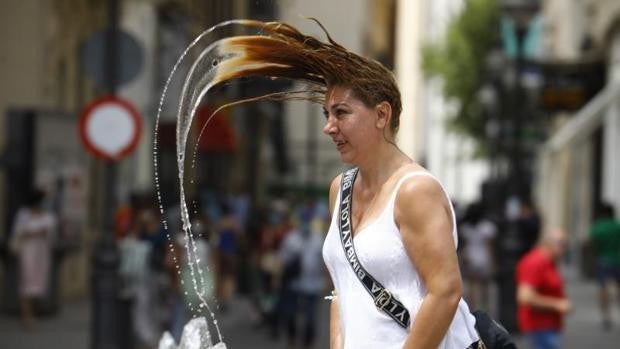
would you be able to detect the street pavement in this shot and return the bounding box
[0,294,330,349]
[1,269,619,349]
[215,297,330,349]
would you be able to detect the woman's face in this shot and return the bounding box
[322,86,383,164]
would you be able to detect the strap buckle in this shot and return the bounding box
[374,289,392,310]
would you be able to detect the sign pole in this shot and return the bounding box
[92,0,123,348]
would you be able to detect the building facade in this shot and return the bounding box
[536,0,620,268]
[0,0,249,299]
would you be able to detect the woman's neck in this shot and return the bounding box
[356,142,411,191]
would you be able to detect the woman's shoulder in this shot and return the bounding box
[328,173,343,214]
[394,165,443,196]
[393,166,449,212]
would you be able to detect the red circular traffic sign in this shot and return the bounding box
[79,96,142,161]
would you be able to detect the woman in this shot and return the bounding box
[320,86,479,348]
[176,19,481,348]
[10,189,56,329]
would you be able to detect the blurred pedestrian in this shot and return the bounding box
[275,208,326,349]
[118,214,158,348]
[115,192,142,241]
[589,201,620,330]
[214,202,240,311]
[460,202,497,312]
[137,202,176,343]
[138,206,168,261]
[9,189,56,329]
[254,207,281,328]
[270,199,295,248]
[516,228,571,349]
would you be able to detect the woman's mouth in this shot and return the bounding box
[335,140,346,151]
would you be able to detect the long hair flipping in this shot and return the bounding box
[197,19,402,133]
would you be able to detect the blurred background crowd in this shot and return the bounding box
[1,0,620,348]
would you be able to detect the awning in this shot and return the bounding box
[544,83,620,152]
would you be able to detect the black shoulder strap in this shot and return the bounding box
[338,168,411,329]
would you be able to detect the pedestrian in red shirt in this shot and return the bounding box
[516,228,572,349]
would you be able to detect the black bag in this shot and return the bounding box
[472,310,517,349]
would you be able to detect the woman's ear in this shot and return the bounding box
[375,101,392,130]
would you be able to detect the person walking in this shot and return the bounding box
[10,189,56,329]
[118,213,158,348]
[516,228,571,349]
[214,202,240,311]
[277,210,326,349]
[589,202,620,330]
[460,202,497,312]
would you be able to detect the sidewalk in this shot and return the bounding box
[0,296,330,349]
[214,297,330,349]
[0,299,89,348]
[1,270,619,349]
[550,268,620,348]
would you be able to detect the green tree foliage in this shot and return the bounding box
[422,0,500,146]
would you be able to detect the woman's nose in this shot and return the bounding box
[323,117,336,135]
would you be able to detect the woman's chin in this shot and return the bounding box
[339,152,355,165]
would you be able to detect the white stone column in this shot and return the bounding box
[603,30,620,213]
[602,98,620,212]
[395,0,424,159]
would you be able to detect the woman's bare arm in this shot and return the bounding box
[396,176,463,349]
[328,174,343,349]
[330,297,344,349]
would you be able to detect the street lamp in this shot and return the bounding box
[497,0,541,333]
[501,0,541,198]
[501,0,540,29]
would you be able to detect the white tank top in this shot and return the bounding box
[322,171,479,349]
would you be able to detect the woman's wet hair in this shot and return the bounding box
[210,19,402,134]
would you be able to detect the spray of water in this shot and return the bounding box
[154,18,336,348]
[154,20,258,347]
